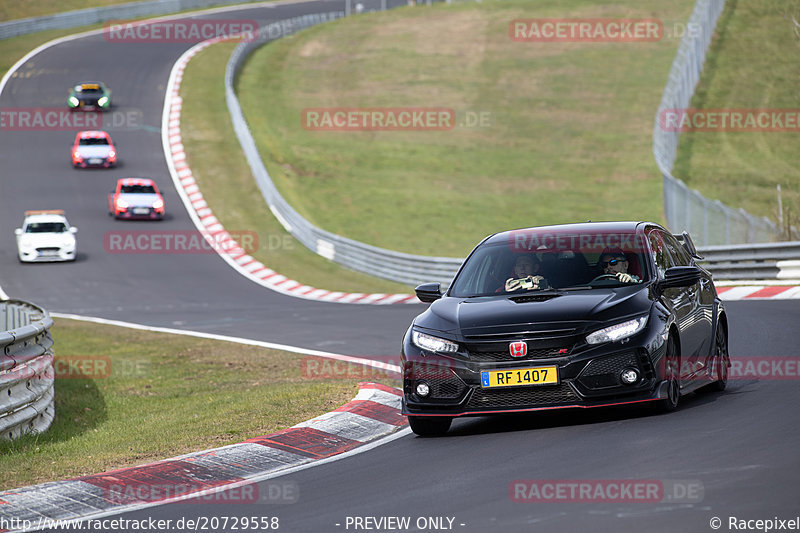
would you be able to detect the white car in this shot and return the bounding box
[15,210,78,262]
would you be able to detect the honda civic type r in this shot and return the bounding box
[401,221,730,436]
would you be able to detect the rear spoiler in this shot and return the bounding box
[674,231,703,260]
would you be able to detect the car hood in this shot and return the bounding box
[76,146,112,157]
[118,193,160,207]
[415,287,652,336]
[18,233,74,248]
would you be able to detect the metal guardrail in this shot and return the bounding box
[698,242,800,280]
[225,12,464,287]
[0,0,267,41]
[0,300,55,440]
[652,0,778,245]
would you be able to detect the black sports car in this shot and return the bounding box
[401,222,729,436]
[68,82,112,111]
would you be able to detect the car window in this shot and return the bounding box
[25,222,67,233]
[449,230,649,297]
[647,230,674,278]
[79,138,109,145]
[121,185,156,194]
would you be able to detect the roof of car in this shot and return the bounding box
[23,210,68,223]
[77,130,110,139]
[483,221,653,245]
[118,178,156,187]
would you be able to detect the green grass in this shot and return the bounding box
[0,318,400,490]
[0,0,132,22]
[672,0,800,235]
[236,0,696,257]
[180,42,413,293]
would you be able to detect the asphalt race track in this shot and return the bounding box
[1,1,799,532]
[0,0,418,357]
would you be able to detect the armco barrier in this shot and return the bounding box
[0,300,55,440]
[697,242,800,281]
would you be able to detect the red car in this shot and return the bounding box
[108,178,165,220]
[72,130,117,168]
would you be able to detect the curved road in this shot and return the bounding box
[1,1,798,531]
[0,0,418,357]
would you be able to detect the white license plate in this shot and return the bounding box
[89,158,102,165]
[132,208,150,215]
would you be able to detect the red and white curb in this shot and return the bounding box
[0,383,407,532]
[716,285,800,300]
[162,39,419,305]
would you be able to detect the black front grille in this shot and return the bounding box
[36,247,60,252]
[467,348,568,362]
[467,383,578,409]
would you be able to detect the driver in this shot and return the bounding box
[599,248,640,283]
[504,254,549,291]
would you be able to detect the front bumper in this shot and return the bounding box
[18,247,75,262]
[113,207,164,220]
[402,330,669,417]
[74,157,115,168]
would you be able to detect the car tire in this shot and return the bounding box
[408,416,452,437]
[656,336,680,413]
[704,324,728,392]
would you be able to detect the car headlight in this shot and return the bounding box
[98,96,109,107]
[68,96,79,106]
[411,330,459,354]
[152,199,164,209]
[116,199,129,209]
[586,316,648,345]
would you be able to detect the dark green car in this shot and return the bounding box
[68,82,112,111]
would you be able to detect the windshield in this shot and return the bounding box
[79,137,109,146]
[449,230,650,297]
[25,222,67,233]
[121,185,156,194]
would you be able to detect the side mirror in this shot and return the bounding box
[415,282,442,303]
[70,227,78,234]
[14,228,22,236]
[662,266,701,289]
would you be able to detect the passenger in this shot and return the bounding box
[599,248,640,283]
[504,254,549,291]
